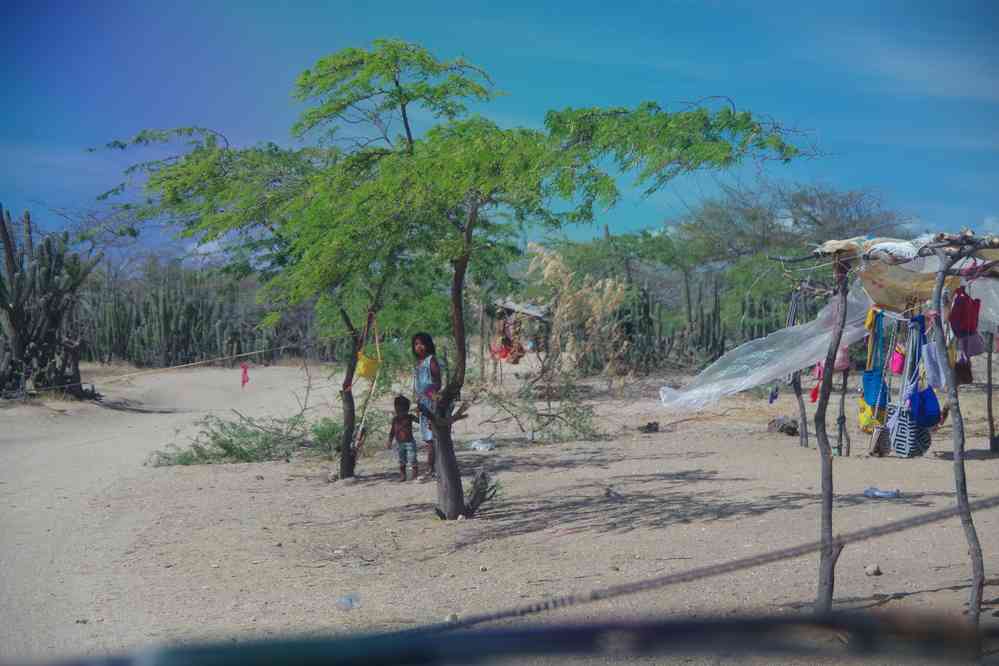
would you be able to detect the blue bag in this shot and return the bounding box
[911,386,941,428]
[862,311,888,408]
[863,369,889,408]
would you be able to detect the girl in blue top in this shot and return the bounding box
[412,332,443,480]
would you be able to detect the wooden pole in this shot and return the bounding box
[988,332,996,452]
[793,290,809,448]
[931,248,984,628]
[813,257,848,614]
[479,298,486,382]
[792,373,808,448]
[837,369,851,457]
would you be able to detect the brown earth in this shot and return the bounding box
[2,359,999,664]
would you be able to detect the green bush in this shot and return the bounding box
[311,417,344,454]
[149,412,343,466]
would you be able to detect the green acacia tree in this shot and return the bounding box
[351,100,801,518]
[277,39,496,478]
[98,40,496,480]
[100,39,803,517]
[283,64,805,519]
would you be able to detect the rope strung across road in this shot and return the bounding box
[420,492,999,634]
[18,344,302,395]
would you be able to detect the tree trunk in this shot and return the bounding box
[338,335,359,479]
[931,251,985,627]
[813,258,848,613]
[337,306,376,480]
[434,205,480,520]
[433,419,466,519]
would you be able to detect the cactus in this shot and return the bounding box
[70,262,327,370]
[0,204,101,396]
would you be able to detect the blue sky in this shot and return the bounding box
[2,0,997,245]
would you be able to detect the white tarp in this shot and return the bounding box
[660,284,872,411]
[659,235,999,412]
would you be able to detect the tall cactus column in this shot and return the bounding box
[0,204,101,396]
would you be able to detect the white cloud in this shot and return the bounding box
[980,215,999,234]
[807,33,999,103]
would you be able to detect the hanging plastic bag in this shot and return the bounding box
[954,356,973,385]
[858,397,885,433]
[959,332,986,358]
[949,286,981,337]
[809,384,819,403]
[834,345,851,372]
[356,351,380,379]
[864,307,877,331]
[863,370,889,408]
[923,341,947,389]
[355,322,383,380]
[887,403,931,457]
[890,345,906,374]
[862,310,888,408]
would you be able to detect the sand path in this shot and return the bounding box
[3,363,999,664]
[0,365,317,660]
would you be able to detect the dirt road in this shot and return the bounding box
[0,365,315,661]
[3,364,999,664]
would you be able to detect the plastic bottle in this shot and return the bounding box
[863,487,901,499]
[335,594,361,610]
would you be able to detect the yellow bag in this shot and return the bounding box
[858,397,885,433]
[864,307,877,331]
[355,321,382,380]
[356,351,380,379]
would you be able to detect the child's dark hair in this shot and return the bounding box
[411,332,436,357]
[394,395,410,414]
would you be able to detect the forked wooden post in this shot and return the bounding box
[813,257,849,613]
[930,247,985,627]
[988,332,996,452]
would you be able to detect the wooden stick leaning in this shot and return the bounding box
[353,322,382,458]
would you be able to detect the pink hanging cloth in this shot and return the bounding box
[240,362,250,389]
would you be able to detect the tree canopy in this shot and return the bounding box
[97,38,808,511]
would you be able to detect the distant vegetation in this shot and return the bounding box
[0,180,905,398]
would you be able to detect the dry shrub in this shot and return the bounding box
[477,245,627,443]
[527,243,628,377]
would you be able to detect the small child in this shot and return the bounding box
[387,395,419,482]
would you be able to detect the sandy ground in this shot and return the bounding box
[3,359,999,664]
